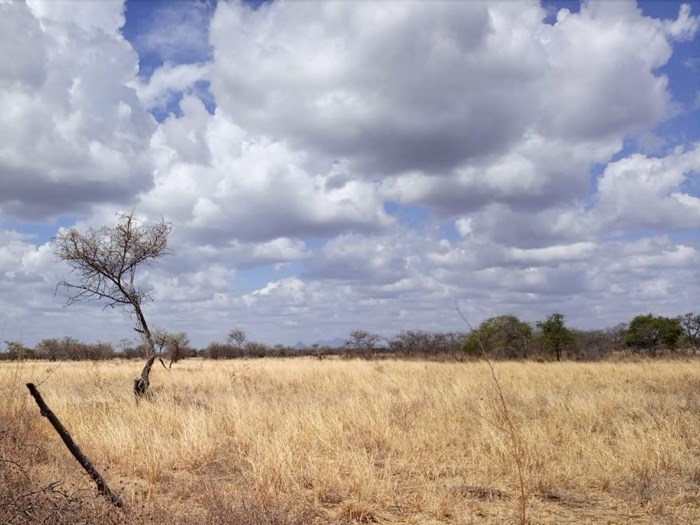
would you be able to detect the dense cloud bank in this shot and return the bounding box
[0,0,699,347]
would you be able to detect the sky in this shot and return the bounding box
[1,0,699,349]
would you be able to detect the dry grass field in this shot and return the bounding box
[1,357,699,524]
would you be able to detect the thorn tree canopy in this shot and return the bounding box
[55,212,172,396]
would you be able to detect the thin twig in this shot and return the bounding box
[457,307,528,525]
[36,363,62,388]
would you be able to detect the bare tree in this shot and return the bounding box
[55,212,171,396]
[678,312,700,351]
[153,329,190,368]
[346,329,382,358]
[167,331,190,366]
[227,328,247,349]
[153,328,170,353]
[152,328,171,369]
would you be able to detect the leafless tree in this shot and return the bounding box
[153,328,170,353]
[678,312,700,351]
[55,212,171,396]
[227,328,247,349]
[152,328,171,369]
[346,329,382,358]
[153,329,190,368]
[167,331,190,366]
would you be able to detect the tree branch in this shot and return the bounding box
[26,383,124,508]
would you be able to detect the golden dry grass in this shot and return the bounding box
[1,358,699,524]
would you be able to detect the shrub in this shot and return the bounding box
[461,316,532,359]
[625,314,683,354]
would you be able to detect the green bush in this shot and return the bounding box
[461,315,532,358]
[625,314,683,353]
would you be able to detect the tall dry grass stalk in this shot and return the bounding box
[1,358,699,524]
[458,308,528,524]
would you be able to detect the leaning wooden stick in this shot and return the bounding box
[25,383,124,508]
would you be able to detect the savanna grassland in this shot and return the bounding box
[1,358,699,524]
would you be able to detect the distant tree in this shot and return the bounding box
[607,323,629,347]
[34,337,113,361]
[227,328,247,349]
[572,329,616,360]
[244,341,272,358]
[389,330,432,356]
[383,330,466,358]
[153,329,190,368]
[346,329,382,358]
[55,212,171,396]
[536,313,575,361]
[122,344,146,360]
[153,329,169,355]
[118,338,134,354]
[59,336,82,359]
[625,314,683,354]
[462,315,532,358]
[92,342,115,360]
[166,332,190,366]
[35,338,63,361]
[4,340,32,361]
[678,312,700,350]
[204,342,226,360]
[428,331,466,358]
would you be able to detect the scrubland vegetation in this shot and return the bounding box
[2,358,699,524]
[4,311,698,363]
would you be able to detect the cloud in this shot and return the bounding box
[164,236,308,272]
[138,95,393,243]
[506,242,597,266]
[2,0,700,348]
[595,144,700,231]
[149,263,235,304]
[661,3,699,41]
[382,133,615,216]
[123,0,215,117]
[209,1,533,176]
[538,0,675,141]
[425,230,700,329]
[27,0,125,34]
[0,1,47,89]
[247,238,308,266]
[132,62,210,112]
[206,0,696,224]
[305,231,421,284]
[0,230,52,278]
[0,228,85,342]
[0,0,156,220]
[137,0,698,254]
[246,276,307,304]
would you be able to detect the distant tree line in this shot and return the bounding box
[2,313,698,362]
[461,312,694,361]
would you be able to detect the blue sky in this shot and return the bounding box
[1,0,699,348]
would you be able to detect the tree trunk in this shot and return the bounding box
[134,354,156,397]
[133,304,156,397]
